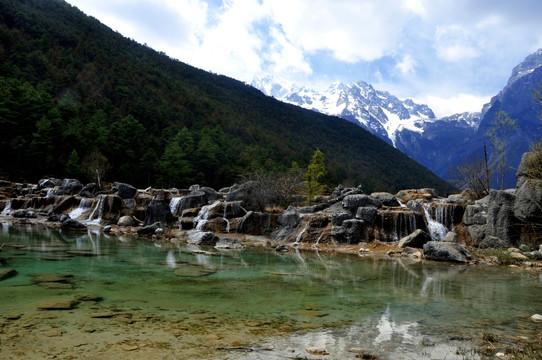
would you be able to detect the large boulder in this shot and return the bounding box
[476,236,511,249]
[144,198,173,226]
[179,192,208,212]
[486,190,521,244]
[398,229,431,249]
[355,206,378,224]
[237,211,279,235]
[463,203,487,226]
[514,179,542,223]
[423,241,472,263]
[54,179,83,196]
[187,231,219,246]
[61,219,87,231]
[342,195,382,211]
[370,192,399,207]
[333,219,366,244]
[116,183,137,199]
[273,206,302,240]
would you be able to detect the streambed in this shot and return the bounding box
[0,222,541,359]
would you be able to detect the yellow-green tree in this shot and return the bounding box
[304,149,327,204]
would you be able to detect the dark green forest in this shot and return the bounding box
[0,0,455,194]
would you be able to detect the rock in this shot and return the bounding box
[306,347,329,356]
[137,221,163,236]
[179,192,208,212]
[486,190,520,245]
[274,206,301,240]
[225,181,259,210]
[37,178,62,190]
[275,245,289,252]
[103,225,112,233]
[117,215,135,226]
[530,314,542,323]
[396,188,437,202]
[155,228,164,236]
[54,179,83,196]
[476,236,511,249]
[514,179,542,222]
[187,231,219,246]
[6,314,21,320]
[61,219,87,231]
[0,269,17,281]
[342,194,382,211]
[332,211,352,226]
[370,192,399,206]
[37,299,78,310]
[80,183,97,195]
[333,219,367,244]
[468,225,487,247]
[47,214,60,222]
[76,293,103,302]
[463,204,487,225]
[398,229,431,249]
[237,211,279,235]
[355,206,378,224]
[90,313,115,318]
[442,231,457,242]
[59,214,71,223]
[144,198,174,226]
[116,183,137,199]
[423,241,472,263]
[214,238,246,250]
[509,251,529,261]
[402,247,422,258]
[43,328,63,337]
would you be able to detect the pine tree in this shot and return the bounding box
[304,149,327,204]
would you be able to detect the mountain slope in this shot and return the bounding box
[0,0,455,194]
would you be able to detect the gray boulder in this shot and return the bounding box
[237,211,279,235]
[476,236,511,249]
[274,206,301,240]
[116,183,137,199]
[342,195,382,211]
[117,215,135,227]
[514,179,542,223]
[398,229,431,249]
[54,179,83,196]
[333,219,367,244]
[187,231,219,245]
[486,190,520,244]
[442,231,457,243]
[370,192,399,207]
[355,206,378,224]
[463,204,487,226]
[144,198,173,226]
[332,211,352,226]
[423,241,472,263]
[61,219,87,231]
[467,224,486,246]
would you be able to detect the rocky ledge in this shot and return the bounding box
[1,152,542,266]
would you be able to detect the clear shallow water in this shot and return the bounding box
[1,222,541,359]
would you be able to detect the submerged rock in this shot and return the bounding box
[214,238,245,250]
[0,269,17,281]
[37,299,79,310]
[61,219,87,231]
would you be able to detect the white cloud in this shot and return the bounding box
[396,55,416,75]
[434,25,482,62]
[417,93,490,118]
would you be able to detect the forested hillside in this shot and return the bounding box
[0,0,455,194]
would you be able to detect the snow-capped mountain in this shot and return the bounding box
[252,76,443,147]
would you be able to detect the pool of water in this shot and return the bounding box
[0,222,541,359]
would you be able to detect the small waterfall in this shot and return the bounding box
[223,203,230,233]
[1,200,12,216]
[193,200,221,231]
[169,197,182,217]
[294,223,309,245]
[45,188,54,198]
[86,196,105,225]
[68,198,94,220]
[423,204,448,241]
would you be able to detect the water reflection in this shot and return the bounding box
[0,225,540,359]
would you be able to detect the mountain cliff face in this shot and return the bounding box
[254,49,542,189]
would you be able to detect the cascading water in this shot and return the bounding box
[169,197,182,217]
[68,198,94,220]
[86,196,105,225]
[1,200,12,216]
[423,204,448,241]
[193,200,221,231]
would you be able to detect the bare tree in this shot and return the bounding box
[451,153,491,199]
[82,151,110,190]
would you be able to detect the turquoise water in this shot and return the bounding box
[1,222,541,359]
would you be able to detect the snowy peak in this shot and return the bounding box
[507,48,542,86]
[251,76,440,146]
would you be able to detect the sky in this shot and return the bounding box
[65,0,542,117]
